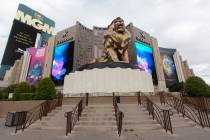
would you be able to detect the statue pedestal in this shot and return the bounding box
[63,62,154,97]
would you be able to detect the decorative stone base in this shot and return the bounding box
[63,63,154,97]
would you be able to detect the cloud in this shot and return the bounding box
[0,0,210,68]
[192,64,210,85]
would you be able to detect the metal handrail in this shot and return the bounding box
[182,96,210,112]
[143,95,173,134]
[113,93,124,137]
[136,91,143,105]
[163,92,210,128]
[65,94,88,136]
[15,96,63,133]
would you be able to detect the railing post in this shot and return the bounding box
[43,101,48,116]
[78,100,82,121]
[21,111,27,131]
[151,102,155,120]
[118,111,123,137]
[162,109,173,134]
[147,98,154,120]
[113,92,115,106]
[137,92,141,105]
[39,104,44,120]
[159,91,165,104]
[180,96,185,118]
[15,111,27,133]
[86,93,89,106]
[198,109,204,128]
[57,92,63,107]
[66,111,72,136]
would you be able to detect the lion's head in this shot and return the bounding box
[107,17,126,34]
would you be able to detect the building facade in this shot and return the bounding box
[42,20,195,91]
[2,18,194,92]
[1,4,55,66]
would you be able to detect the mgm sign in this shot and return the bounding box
[1,4,55,66]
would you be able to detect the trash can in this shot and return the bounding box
[5,112,16,127]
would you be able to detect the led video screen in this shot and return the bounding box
[51,41,74,85]
[134,42,157,84]
[1,20,38,66]
[26,47,46,85]
[159,48,178,88]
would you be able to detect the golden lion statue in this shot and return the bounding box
[99,17,131,62]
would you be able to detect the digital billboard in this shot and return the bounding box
[51,42,74,85]
[159,47,178,88]
[1,20,38,66]
[15,4,55,47]
[26,47,46,85]
[1,4,55,67]
[134,42,158,84]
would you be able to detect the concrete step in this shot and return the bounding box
[29,125,65,130]
[79,117,116,121]
[82,110,114,114]
[82,110,114,113]
[123,124,162,131]
[31,121,66,127]
[121,111,147,115]
[77,121,116,126]
[73,125,117,132]
[85,106,114,109]
[42,115,66,120]
[81,113,115,117]
[86,105,114,108]
[123,120,158,125]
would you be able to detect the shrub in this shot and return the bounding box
[3,92,9,99]
[184,76,209,97]
[31,85,36,93]
[169,82,184,92]
[12,93,21,101]
[20,93,33,100]
[6,84,18,93]
[207,86,210,96]
[36,78,56,100]
[0,91,4,100]
[14,82,32,94]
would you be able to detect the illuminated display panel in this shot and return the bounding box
[134,42,158,84]
[26,47,46,85]
[159,48,178,88]
[51,41,74,85]
[1,20,38,66]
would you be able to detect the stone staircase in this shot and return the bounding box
[155,102,197,129]
[28,104,74,131]
[73,104,117,133]
[7,101,210,140]
[119,104,162,132]
[24,103,197,133]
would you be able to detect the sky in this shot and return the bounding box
[0,0,210,84]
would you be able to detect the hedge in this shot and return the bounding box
[184,76,210,97]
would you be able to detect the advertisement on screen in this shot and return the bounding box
[1,4,55,66]
[26,47,46,85]
[159,47,178,88]
[51,42,74,85]
[134,42,157,84]
[15,4,56,47]
[1,20,38,66]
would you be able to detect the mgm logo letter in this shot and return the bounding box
[15,10,55,35]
